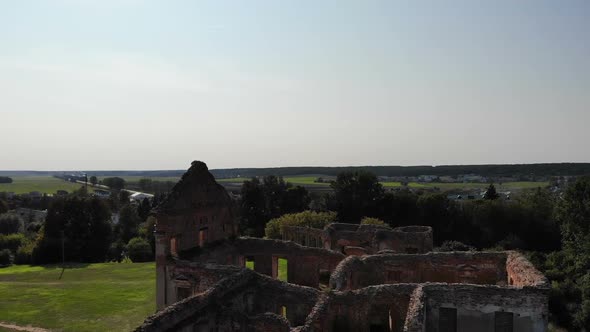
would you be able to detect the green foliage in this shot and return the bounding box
[138,178,153,191]
[0,248,13,266]
[115,204,141,244]
[0,214,24,235]
[102,177,126,191]
[126,237,153,262]
[0,233,25,253]
[371,189,560,251]
[119,190,131,205]
[26,221,43,234]
[137,197,152,222]
[0,199,8,214]
[33,197,113,264]
[415,193,459,244]
[484,183,500,200]
[240,176,310,237]
[360,217,389,227]
[437,241,475,252]
[89,176,98,186]
[15,240,34,265]
[138,216,156,254]
[556,176,590,253]
[109,240,125,262]
[330,170,384,223]
[265,210,336,239]
[530,177,590,330]
[0,176,13,184]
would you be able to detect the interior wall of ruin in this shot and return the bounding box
[423,284,548,332]
[330,252,509,291]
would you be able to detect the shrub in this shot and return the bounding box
[127,237,153,262]
[0,199,8,214]
[360,217,390,227]
[437,240,475,252]
[265,210,337,239]
[0,248,13,267]
[496,234,526,250]
[0,177,12,184]
[15,240,34,265]
[0,214,23,235]
[26,221,42,234]
[108,240,125,262]
[0,233,25,252]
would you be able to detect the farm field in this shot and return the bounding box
[0,176,87,195]
[0,263,155,332]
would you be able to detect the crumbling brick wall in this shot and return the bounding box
[138,269,320,332]
[288,223,434,255]
[299,284,417,332]
[506,251,548,287]
[422,283,548,332]
[330,252,509,291]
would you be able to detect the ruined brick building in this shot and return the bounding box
[136,161,549,332]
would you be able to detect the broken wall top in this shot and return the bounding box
[154,161,234,216]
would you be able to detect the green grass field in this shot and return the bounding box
[246,258,288,281]
[0,263,155,332]
[0,176,87,195]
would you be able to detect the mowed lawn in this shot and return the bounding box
[0,176,86,195]
[0,263,155,332]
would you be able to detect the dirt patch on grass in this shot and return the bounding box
[0,322,49,332]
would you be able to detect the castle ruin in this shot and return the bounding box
[136,161,549,332]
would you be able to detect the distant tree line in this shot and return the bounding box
[211,163,590,179]
[0,177,13,184]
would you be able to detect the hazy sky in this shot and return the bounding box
[1,1,589,170]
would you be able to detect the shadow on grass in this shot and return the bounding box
[57,263,91,279]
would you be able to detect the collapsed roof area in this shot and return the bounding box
[136,161,549,332]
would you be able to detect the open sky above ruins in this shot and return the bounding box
[1,0,589,170]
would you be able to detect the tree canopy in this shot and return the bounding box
[0,176,13,184]
[483,183,500,200]
[102,177,126,191]
[0,215,23,235]
[330,170,384,223]
[265,210,336,239]
[33,197,112,263]
[240,176,310,237]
